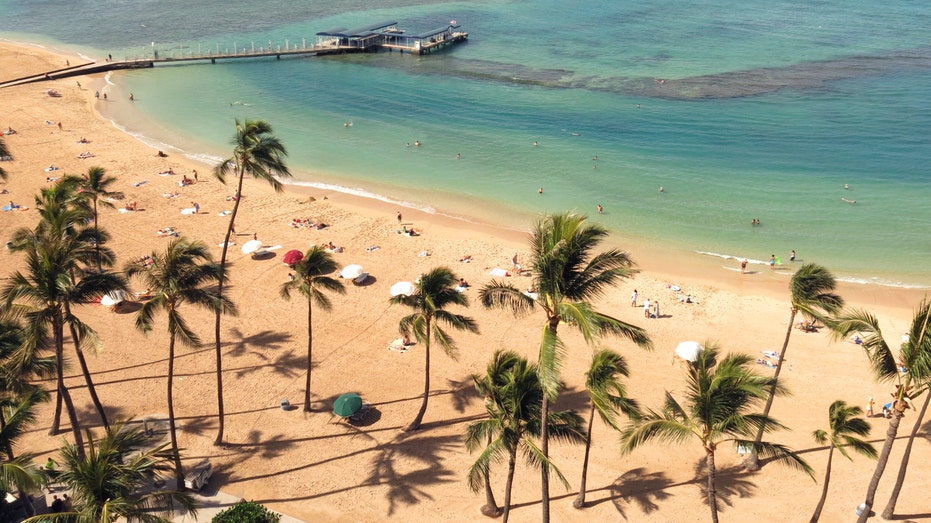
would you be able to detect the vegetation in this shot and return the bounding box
[809,400,876,523]
[23,422,197,523]
[832,300,931,522]
[466,350,585,522]
[213,500,281,523]
[0,136,10,180]
[574,349,639,509]
[127,238,236,488]
[479,211,650,522]
[621,343,812,523]
[280,245,345,412]
[745,263,843,470]
[3,182,125,452]
[390,267,478,430]
[78,166,119,271]
[212,118,291,445]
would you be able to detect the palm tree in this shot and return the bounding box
[469,349,523,518]
[809,400,876,523]
[574,349,639,509]
[466,351,585,522]
[745,263,843,471]
[391,267,478,431]
[3,226,123,454]
[127,238,236,488]
[479,212,651,521]
[0,389,46,496]
[78,166,118,271]
[0,136,11,180]
[279,246,345,412]
[23,422,197,522]
[621,343,812,523]
[8,183,120,433]
[212,119,290,445]
[832,300,931,522]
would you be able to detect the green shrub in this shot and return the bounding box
[212,500,282,523]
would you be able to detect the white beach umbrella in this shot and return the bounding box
[241,239,263,254]
[340,264,364,279]
[390,281,415,297]
[675,341,703,363]
[100,290,127,307]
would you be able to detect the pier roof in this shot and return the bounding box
[316,20,398,38]
[409,24,461,39]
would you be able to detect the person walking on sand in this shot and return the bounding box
[630,289,638,307]
[867,397,874,417]
[643,298,651,319]
[397,211,402,225]
[654,301,660,319]
[740,259,748,273]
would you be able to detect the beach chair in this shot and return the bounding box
[183,459,212,491]
[349,403,372,423]
[353,272,369,285]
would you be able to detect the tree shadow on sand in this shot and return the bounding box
[692,461,757,513]
[610,467,676,518]
[445,375,481,413]
[223,327,292,359]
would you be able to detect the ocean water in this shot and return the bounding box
[2,0,930,287]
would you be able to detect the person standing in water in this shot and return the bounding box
[790,249,796,262]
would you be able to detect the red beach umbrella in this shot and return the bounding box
[282,249,304,266]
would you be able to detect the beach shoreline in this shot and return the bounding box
[3,40,930,523]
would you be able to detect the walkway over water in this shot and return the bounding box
[0,20,468,88]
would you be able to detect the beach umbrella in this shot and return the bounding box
[282,249,304,266]
[339,264,364,279]
[675,341,703,362]
[390,281,415,297]
[333,392,362,418]
[241,239,263,254]
[100,290,127,307]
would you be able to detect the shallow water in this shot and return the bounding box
[3,0,930,286]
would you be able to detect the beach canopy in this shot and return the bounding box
[100,290,127,307]
[241,239,263,254]
[390,281,415,297]
[340,264,364,279]
[282,249,304,266]
[675,341,703,362]
[333,392,363,417]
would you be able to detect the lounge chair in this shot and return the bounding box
[353,272,369,285]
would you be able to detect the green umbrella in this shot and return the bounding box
[334,393,363,417]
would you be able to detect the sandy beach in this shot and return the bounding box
[2,41,930,522]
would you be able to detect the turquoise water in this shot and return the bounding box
[2,0,930,287]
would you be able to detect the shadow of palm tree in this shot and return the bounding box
[610,467,675,517]
[233,348,303,379]
[365,432,460,516]
[693,461,757,512]
[224,328,292,359]
[446,375,480,413]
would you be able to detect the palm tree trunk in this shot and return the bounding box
[809,446,835,523]
[502,451,517,523]
[54,315,85,457]
[573,405,596,509]
[167,333,185,490]
[65,302,109,429]
[856,410,903,523]
[212,169,246,445]
[481,433,501,518]
[407,321,431,431]
[746,308,797,471]
[706,449,720,523]
[540,393,551,522]
[93,198,101,271]
[881,391,930,519]
[303,299,313,412]
[51,372,63,435]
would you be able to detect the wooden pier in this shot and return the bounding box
[0,19,468,88]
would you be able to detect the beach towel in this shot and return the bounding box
[388,338,409,353]
[489,268,510,277]
[133,180,149,187]
[181,208,197,215]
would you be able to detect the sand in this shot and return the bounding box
[2,41,929,523]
